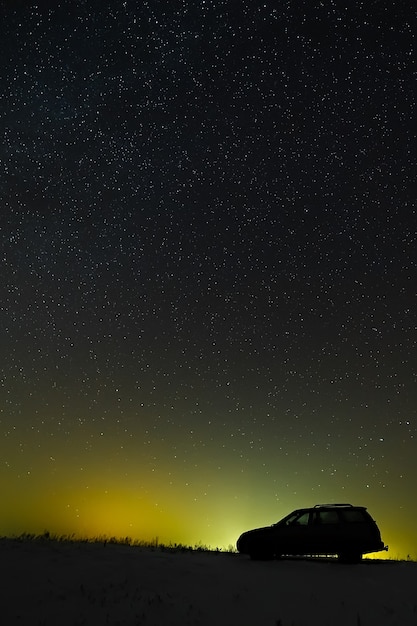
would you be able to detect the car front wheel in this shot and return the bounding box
[249,550,273,560]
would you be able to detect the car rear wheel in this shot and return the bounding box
[338,551,362,564]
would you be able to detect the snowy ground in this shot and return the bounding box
[1,538,417,626]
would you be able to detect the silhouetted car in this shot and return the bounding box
[236,503,387,563]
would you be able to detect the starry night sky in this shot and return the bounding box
[1,0,416,556]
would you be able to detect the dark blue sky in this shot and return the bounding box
[0,0,416,553]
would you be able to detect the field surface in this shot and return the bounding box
[1,539,417,625]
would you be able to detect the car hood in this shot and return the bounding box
[238,525,275,541]
[244,525,273,534]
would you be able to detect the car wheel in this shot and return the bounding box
[249,550,273,561]
[338,551,362,564]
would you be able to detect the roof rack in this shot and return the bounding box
[314,503,353,508]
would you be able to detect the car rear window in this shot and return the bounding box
[342,509,368,523]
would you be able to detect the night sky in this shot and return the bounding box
[1,0,416,557]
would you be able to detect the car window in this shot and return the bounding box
[315,510,340,524]
[282,511,310,526]
[342,509,368,523]
[282,513,299,525]
[294,512,310,525]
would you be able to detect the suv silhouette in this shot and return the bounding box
[236,503,386,563]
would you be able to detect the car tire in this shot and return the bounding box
[338,551,362,564]
[249,551,273,561]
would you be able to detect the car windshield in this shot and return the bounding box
[277,511,310,526]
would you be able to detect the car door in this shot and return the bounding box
[308,509,342,554]
[274,511,312,555]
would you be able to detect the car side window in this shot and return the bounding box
[342,509,367,522]
[294,512,310,526]
[314,510,340,524]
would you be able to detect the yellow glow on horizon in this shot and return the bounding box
[1,467,417,559]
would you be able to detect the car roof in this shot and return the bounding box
[290,503,366,514]
[313,503,365,509]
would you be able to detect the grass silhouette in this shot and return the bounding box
[3,531,415,562]
[1,530,238,554]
